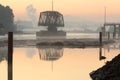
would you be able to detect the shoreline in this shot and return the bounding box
[0,38,115,48]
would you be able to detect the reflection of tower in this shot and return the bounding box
[0,47,8,62]
[38,47,63,61]
[36,0,66,40]
[37,45,63,71]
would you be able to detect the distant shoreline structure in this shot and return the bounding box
[0,38,115,48]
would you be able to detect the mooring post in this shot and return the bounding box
[99,32,102,60]
[99,32,106,60]
[113,25,116,39]
[8,32,13,80]
[108,32,110,40]
[101,26,106,38]
[99,32,102,46]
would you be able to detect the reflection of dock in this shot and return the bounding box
[104,40,120,49]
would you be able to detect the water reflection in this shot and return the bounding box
[0,46,7,80]
[108,41,120,49]
[99,47,106,61]
[0,40,120,80]
[37,45,64,61]
[26,48,36,58]
[99,41,120,62]
[0,47,7,62]
[36,45,64,71]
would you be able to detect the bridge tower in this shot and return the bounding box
[36,0,66,40]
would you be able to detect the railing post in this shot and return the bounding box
[8,32,13,80]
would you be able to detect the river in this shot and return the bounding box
[0,42,120,80]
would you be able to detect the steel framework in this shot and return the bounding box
[38,11,64,27]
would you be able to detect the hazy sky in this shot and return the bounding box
[1,0,120,22]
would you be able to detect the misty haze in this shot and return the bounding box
[0,1,120,80]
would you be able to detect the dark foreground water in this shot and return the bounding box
[0,43,120,80]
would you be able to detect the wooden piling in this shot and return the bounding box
[107,32,110,40]
[8,32,13,80]
[113,25,116,39]
[99,32,102,46]
[99,32,105,60]
[101,26,106,38]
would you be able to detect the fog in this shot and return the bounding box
[26,5,37,27]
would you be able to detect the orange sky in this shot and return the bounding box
[0,0,120,21]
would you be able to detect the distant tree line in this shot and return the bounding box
[0,4,16,35]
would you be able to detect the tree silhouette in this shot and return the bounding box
[0,4,16,33]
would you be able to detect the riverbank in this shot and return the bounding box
[90,54,120,80]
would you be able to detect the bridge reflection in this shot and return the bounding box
[36,45,64,71]
[36,45,64,61]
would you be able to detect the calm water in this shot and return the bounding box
[0,43,120,80]
[0,33,120,80]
